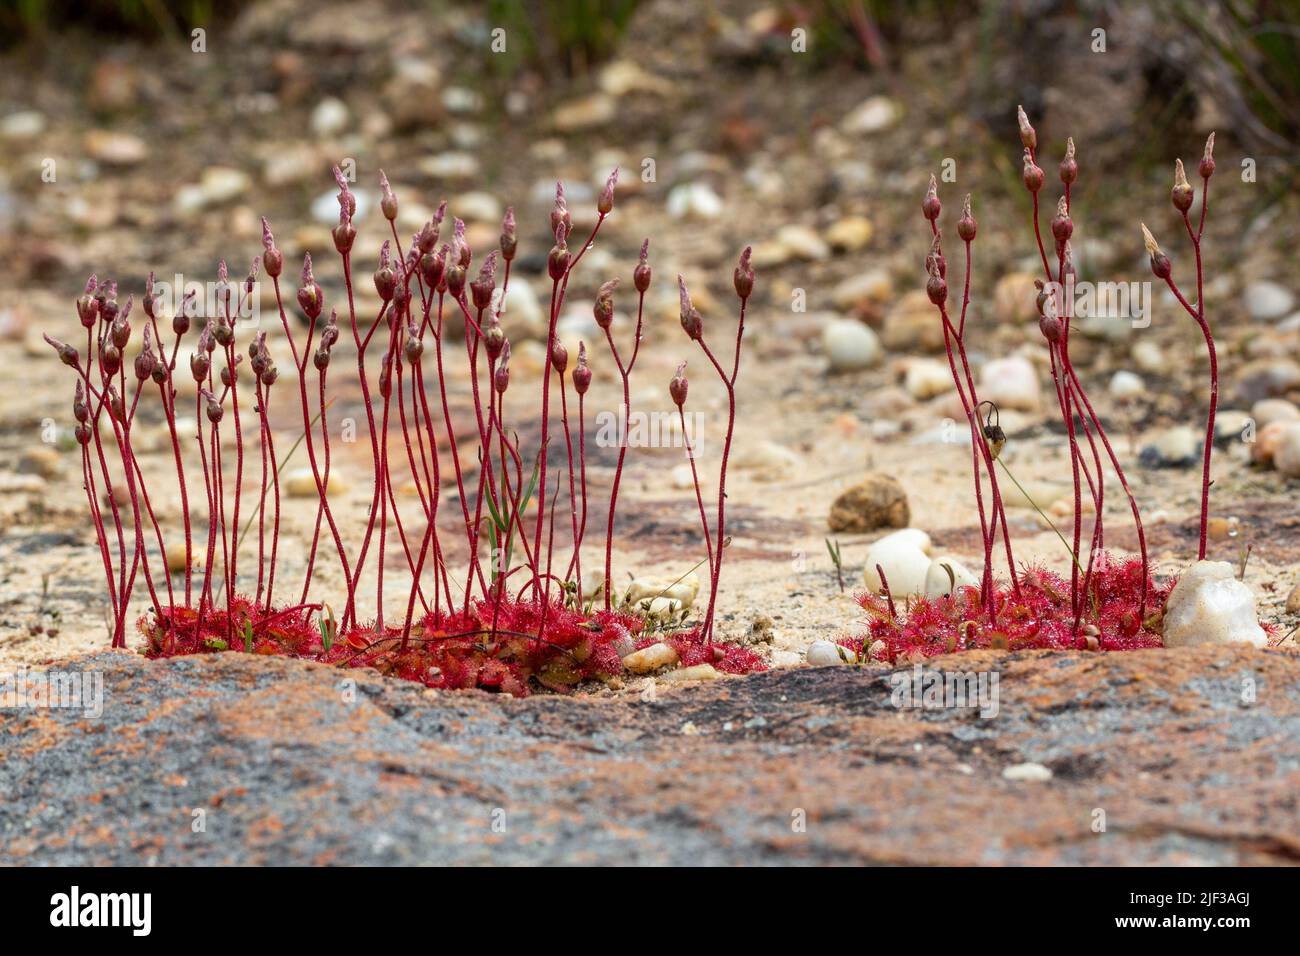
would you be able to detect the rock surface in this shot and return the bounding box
[827,474,910,533]
[2,648,1298,865]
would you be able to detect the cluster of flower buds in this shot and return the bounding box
[73,380,91,445]
[249,331,278,387]
[1034,278,1063,342]
[572,341,592,395]
[593,279,617,330]
[677,277,702,340]
[314,309,340,371]
[669,361,689,408]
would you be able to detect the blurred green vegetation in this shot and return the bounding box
[483,0,641,78]
[0,0,231,46]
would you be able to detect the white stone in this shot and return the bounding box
[284,467,346,498]
[924,557,980,598]
[498,281,545,340]
[1245,280,1295,322]
[978,356,1040,411]
[822,318,881,371]
[419,151,480,181]
[1002,762,1053,782]
[310,97,350,137]
[1272,422,1300,478]
[1162,560,1267,648]
[905,359,954,399]
[840,95,901,134]
[1251,398,1300,430]
[1,110,46,139]
[1108,370,1145,400]
[453,190,502,223]
[862,529,932,596]
[806,639,853,666]
[660,664,722,682]
[1131,339,1167,374]
[621,641,680,673]
[666,181,724,220]
[624,573,700,611]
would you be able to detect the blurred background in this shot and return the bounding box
[3,0,1300,657]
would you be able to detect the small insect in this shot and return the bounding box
[977,400,1006,460]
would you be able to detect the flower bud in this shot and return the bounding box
[593,279,617,329]
[1039,312,1062,343]
[1171,158,1194,213]
[190,350,210,382]
[75,423,91,446]
[43,333,79,368]
[733,245,754,299]
[1141,223,1171,279]
[379,169,398,222]
[73,382,88,423]
[101,343,122,375]
[374,242,397,302]
[572,341,592,395]
[151,362,167,385]
[484,316,506,362]
[404,322,424,363]
[1199,131,1216,179]
[111,316,131,350]
[494,341,510,394]
[550,182,571,240]
[420,247,446,288]
[212,314,233,347]
[332,219,356,254]
[202,390,223,424]
[297,254,323,319]
[677,276,702,340]
[261,364,278,387]
[261,218,284,278]
[77,276,99,328]
[314,347,330,371]
[1059,137,1078,185]
[597,168,618,216]
[134,329,156,380]
[922,173,941,221]
[926,268,948,306]
[1016,104,1036,150]
[1022,149,1044,193]
[173,291,193,336]
[470,251,498,310]
[547,238,570,281]
[551,340,568,373]
[499,207,517,261]
[1051,196,1073,243]
[956,195,977,241]
[633,239,651,292]
[669,362,688,407]
[108,387,124,423]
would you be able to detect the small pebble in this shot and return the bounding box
[1002,762,1053,782]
